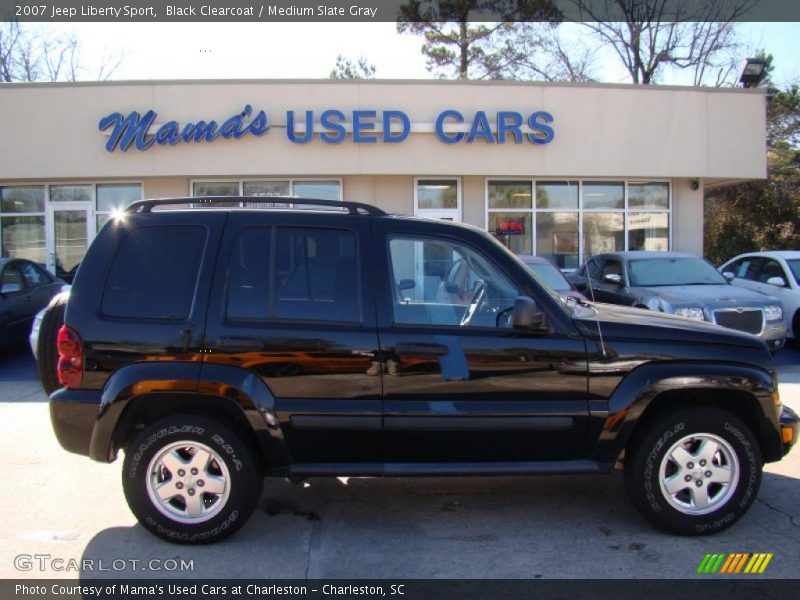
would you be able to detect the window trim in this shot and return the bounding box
[485,177,672,267]
[414,177,462,222]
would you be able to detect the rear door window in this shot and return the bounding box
[275,227,360,322]
[101,225,206,319]
[226,226,360,323]
[733,257,764,281]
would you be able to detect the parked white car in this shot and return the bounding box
[720,251,800,342]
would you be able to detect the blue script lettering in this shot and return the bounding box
[99,105,269,152]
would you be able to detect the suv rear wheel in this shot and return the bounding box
[625,407,761,535]
[37,294,68,396]
[122,415,262,544]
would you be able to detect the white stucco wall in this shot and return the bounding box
[0,79,767,182]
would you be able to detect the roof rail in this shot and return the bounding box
[125,196,386,216]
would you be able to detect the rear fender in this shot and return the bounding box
[90,362,289,466]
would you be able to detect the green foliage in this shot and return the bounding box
[704,54,800,264]
[396,0,560,79]
[329,55,376,79]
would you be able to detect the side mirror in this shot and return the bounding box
[766,276,787,288]
[603,273,622,285]
[722,271,735,282]
[512,296,547,331]
[398,279,416,292]
[0,283,22,295]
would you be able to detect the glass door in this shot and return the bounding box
[47,203,91,279]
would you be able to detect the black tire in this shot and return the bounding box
[37,294,68,396]
[625,407,762,536]
[122,415,263,544]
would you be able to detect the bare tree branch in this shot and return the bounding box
[0,22,123,82]
[567,0,756,86]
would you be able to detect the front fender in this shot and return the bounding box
[89,361,288,466]
[591,361,781,462]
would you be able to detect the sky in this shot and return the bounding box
[36,21,800,87]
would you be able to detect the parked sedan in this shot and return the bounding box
[0,258,66,349]
[719,251,800,342]
[517,255,587,301]
[569,251,786,351]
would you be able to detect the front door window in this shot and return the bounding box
[388,236,518,328]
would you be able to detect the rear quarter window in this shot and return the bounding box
[101,225,206,320]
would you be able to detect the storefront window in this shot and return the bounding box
[536,212,579,269]
[97,184,142,212]
[0,186,45,264]
[486,179,670,266]
[628,182,669,209]
[489,212,532,255]
[488,181,532,209]
[582,182,624,209]
[193,181,239,196]
[536,181,578,210]
[95,183,142,231]
[0,215,45,264]
[583,213,625,257]
[243,181,290,197]
[628,212,669,251]
[417,180,458,210]
[1,186,44,213]
[193,180,342,203]
[50,185,92,203]
[293,180,340,200]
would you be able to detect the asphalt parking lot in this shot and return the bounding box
[0,346,798,580]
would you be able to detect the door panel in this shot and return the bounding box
[374,220,589,463]
[48,204,90,279]
[203,213,381,464]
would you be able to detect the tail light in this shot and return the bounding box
[57,325,83,389]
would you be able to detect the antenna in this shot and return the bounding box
[581,261,608,359]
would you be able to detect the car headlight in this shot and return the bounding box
[765,305,783,321]
[675,307,705,320]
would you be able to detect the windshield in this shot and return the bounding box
[628,257,727,286]
[787,259,800,286]
[524,261,572,292]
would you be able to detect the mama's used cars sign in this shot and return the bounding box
[98,105,554,152]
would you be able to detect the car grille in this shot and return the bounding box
[713,309,764,335]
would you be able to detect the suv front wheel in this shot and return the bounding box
[122,415,263,544]
[625,407,762,535]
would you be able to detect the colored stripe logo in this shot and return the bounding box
[697,553,773,574]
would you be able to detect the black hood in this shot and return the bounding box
[572,302,767,350]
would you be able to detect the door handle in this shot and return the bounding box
[395,342,449,357]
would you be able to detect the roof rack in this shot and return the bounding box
[125,196,386,216]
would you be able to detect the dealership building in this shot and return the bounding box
[0,79,766,277]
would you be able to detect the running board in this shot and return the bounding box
[287,460,609,477]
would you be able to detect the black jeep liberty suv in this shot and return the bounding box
[50,198,799,544]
